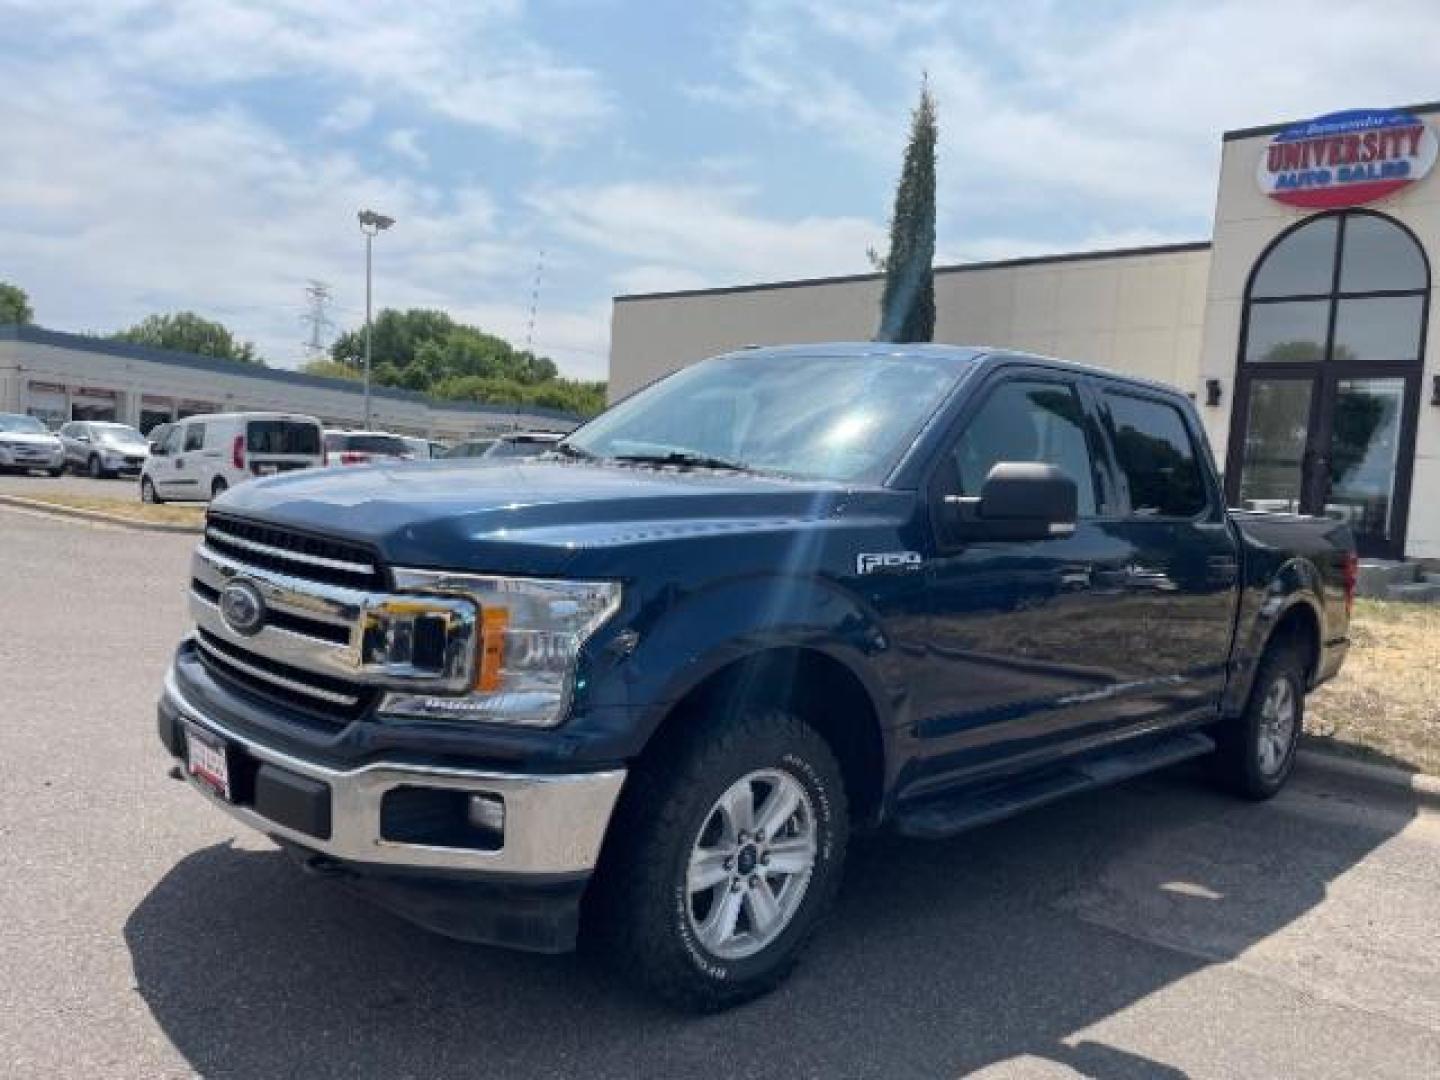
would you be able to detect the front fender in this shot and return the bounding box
[615,572,896,747]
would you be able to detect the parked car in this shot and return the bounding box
[59,421,150,478]
[156,344,1355,1011]
[444,438,495,459]
[481,431,564,461]
[323,430,412,467]
[0,412,65,476]
[399,436,443,461]
[141,412,324,503]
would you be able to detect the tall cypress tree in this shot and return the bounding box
[875,81,937,343]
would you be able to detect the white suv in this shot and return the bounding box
[141,412,324,503]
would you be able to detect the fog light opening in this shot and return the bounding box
[468,793,506,837]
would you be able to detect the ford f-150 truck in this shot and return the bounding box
[156,344,1355,1010]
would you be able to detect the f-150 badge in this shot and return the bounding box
[857,551,923,575]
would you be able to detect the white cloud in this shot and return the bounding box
[709,0,1440,226]
[322,97,375,133]
[7,0,612,147]
[530,182,884,291]
[0,54,607,377]
[385,129,428,168]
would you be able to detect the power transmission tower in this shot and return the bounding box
[301,280,336,361]
[524,250,545,354]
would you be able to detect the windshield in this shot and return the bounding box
[0,413,49,434]
[564,351,968,483]
[91,423,147,445]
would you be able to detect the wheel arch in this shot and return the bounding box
[639,645,889,829]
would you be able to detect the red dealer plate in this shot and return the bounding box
[185,725,231,801]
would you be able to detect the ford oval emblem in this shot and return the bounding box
[219,579,266,637]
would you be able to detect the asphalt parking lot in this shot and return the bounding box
[2,504,1439,1079]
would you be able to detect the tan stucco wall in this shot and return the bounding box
[1199,124,1440,559]
[609,246,1212,402]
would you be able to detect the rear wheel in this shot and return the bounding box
[140,477,163,504]
[1214,640,1306,800]
[210,477,228,499]
[589,707,848,1012]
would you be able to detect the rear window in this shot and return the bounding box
[248,421,321,455]
[331,434,406,455]
[1103,392,1209,518]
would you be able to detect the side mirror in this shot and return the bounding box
[75,433,90,444]
[942,462,1079,543]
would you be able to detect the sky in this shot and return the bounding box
[3,0,1440,381]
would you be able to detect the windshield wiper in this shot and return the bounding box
[610,450,752,472]
[548,441,596,460]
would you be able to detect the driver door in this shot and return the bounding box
[909,369,1146,793]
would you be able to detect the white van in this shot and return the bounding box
[140,412,324,503]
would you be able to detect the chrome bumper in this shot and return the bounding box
[163,669,626,876]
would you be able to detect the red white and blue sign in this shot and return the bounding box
[1257,109,1437,209]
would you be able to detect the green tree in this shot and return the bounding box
[329,306,604,415]
[112,311,262,364]
[299,357,362,381]
[874,80,938,343]
[0,281,34,324]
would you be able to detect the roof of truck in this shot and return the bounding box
[715,342,1191,400]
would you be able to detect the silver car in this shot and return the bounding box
[0,412,65,476]
[59,421,151,478]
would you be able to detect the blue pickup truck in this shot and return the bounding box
[156,344,1355,1010]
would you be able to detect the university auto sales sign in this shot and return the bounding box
[1257,108,1438,209]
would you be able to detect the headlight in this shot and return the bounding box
[379,570,622,727]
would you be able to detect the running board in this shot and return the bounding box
[893,731,1216,840]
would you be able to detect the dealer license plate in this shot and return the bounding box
[185,725,231,800]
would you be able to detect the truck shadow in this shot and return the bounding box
[124,766,1421,1079]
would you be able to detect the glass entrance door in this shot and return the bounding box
[1229,210,1428,559]
[1232,369,1417,557]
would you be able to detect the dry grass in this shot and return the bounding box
[1307,598,1440,775]
[11,488,205,529]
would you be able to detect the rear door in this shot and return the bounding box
[1094,386,1240,726]
[910,367,1147,792]
[246,418,323,475]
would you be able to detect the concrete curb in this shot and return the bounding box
[1298,746,1440,806]
[0,494,203,534]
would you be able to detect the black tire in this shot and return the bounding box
[1213,640,1306,800]
[210,477,228,499]
[87,454,105,479]
[140,477,163,504]
[588,707,849,1012]
[47,467,64,477]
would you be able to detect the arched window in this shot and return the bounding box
[1244,211,1428,367]
[1233,210,1429,559]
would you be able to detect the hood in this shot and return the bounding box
[215,459,889,575]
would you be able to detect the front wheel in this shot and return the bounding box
[140,477,163,504]
[1213,641,1306,800]
[47,467,64,477]
[87,454,105,479]
[589,708,848,1011]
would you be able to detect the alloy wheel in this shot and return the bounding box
[685,768,817,961]
[1256,676,1296,777]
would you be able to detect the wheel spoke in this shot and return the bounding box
[754,782,801,840]
[716,779,755,840]
[764,837,814,877]
[744,878,782,939]
[688,847,731,893]
[697,886,743,951]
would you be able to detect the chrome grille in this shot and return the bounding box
[204,513,385,590]
[188,521,480,727]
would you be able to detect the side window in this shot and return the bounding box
[183,423,206,452]
[1102,393,1208,518]
[950,379,1100,517]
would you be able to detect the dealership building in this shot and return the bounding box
[611,103,1440,562]
[0,325,578,442]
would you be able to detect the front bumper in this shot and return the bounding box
[0,446,63,469]
[158,668,627,949]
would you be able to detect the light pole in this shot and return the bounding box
[357,209,395,428]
